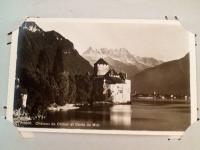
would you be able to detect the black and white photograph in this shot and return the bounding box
[6,18,197,134]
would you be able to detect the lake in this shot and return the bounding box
[42,99,190,131]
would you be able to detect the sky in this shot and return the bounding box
[28,18,190,61]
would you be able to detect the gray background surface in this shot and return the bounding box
[0,0,200,150]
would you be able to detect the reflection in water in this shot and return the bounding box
[110,105,132,127]
[41,101,189,131]
[45,105,132,128]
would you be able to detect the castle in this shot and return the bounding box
[93,58,131,104]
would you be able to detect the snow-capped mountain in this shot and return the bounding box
[83,47,138,65]
[82,47,163,70]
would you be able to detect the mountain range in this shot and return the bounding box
[82,47,163,78]
[82,47,163,69]
[82,47,190,95]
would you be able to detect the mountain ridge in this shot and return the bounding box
[132,53,190,95]
[82,47,163,70]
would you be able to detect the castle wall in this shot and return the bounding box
[108,79,131,103]
[123,80,131,102]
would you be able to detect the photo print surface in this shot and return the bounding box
[7,18,197,134]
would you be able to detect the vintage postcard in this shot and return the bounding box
[6,18,197,135]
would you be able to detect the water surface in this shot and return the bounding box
[42,100,190,131]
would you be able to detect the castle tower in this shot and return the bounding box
[94,58,110,76]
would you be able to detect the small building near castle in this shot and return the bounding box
[93,58,131,104]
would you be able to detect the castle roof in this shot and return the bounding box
[104,69,125,84]
[105,69,118,76]
[94,58,108,65]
